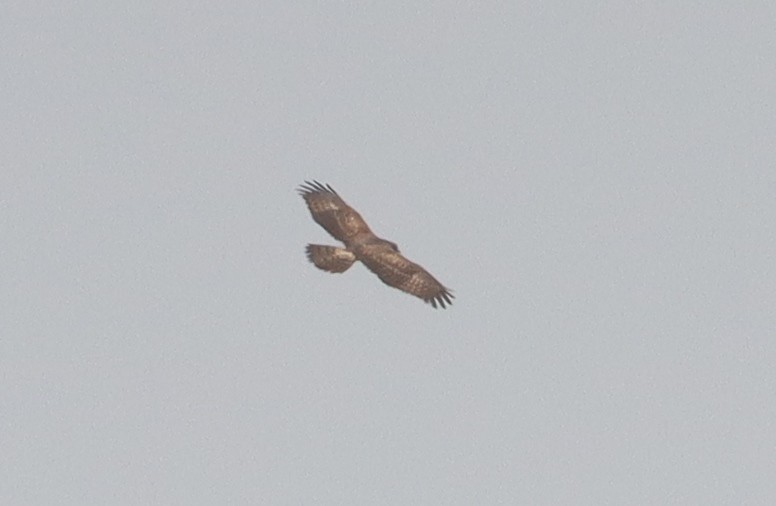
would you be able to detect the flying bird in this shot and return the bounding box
[298,181,454,308]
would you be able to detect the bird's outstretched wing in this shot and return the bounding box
[298,181,371,244]
[358,243,454,309]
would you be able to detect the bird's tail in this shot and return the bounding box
[305,245,356,273]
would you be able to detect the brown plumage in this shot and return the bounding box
[298,181,454,309]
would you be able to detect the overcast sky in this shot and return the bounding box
[3,1,775,504]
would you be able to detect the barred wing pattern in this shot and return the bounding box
[297,181,371,243]
[357,244,454,309]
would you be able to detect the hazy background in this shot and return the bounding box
[3,1,775,504]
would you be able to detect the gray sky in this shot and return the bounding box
[3,1,775,504]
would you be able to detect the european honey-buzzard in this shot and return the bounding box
[298,181,454,309]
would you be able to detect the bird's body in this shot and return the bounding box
[298,181,453,309]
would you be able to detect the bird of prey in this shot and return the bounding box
[298,181,454,308]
